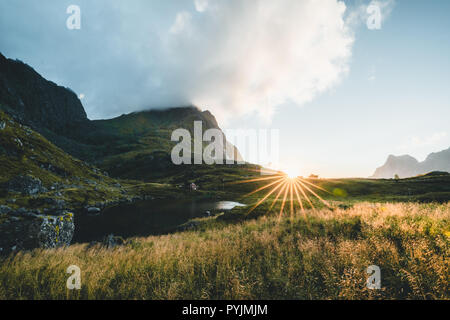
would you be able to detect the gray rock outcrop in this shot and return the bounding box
[0,211,74,254]
[4,174,47,195]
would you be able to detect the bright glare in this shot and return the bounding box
[283,167,301,179]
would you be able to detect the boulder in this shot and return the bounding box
[86,207,101,215]
[5,174,47,195]
[0,211,74,254]
[102,234,125,249]
[0,205,11,214]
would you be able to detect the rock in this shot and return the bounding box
[14,138,23,147]
[0,211,74,254]
[102,234,125,249]
[86,207,101,215]
[85,179,97,186]
[0,205,11,214]
[0,121,5,130]
[179,221,200,231]
[205,210,211,217]
[338,204,353,210]
[5,175,47,195]
[16,207,28,214]
[53,199,66,210]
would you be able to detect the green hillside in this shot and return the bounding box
[0,110,181,215]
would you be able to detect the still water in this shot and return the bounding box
[73,199,245,242]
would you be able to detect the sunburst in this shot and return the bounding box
[230,167,332,219]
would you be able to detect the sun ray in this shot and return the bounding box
[269,182,289,212]
[236,170,332,220]
[296,179,331,207]
[294,179,315,210]
[292,181,304,213]
[229,174,284,185]
[278,182,290,221]
[248,180,285,214]
[298,178,331,194]
[289,181,294,220]
[243,177,285,197]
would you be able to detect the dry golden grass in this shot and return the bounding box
[0,202,448,300]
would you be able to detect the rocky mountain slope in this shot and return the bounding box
[0,53,88,134]
[0,110,183,254]
[372,147,450,178]
[0,52,243,181]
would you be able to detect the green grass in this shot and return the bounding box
[0,111,186,214]
[1,109,449,300]
[0,202,448,300]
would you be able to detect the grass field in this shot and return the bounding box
[0,202,448,300]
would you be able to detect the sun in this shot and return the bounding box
[229,166,331,220]
[284,167,300,179]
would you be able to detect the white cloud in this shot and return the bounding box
[194,0,209,12]
[169,11,192,35]
[0,0,355,121]
[167,0,354,122]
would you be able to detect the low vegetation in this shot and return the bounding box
[0,202,448,300]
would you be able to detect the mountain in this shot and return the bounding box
[0,53,88,133]
[91,107,244,180]
[0,52,243,181]
[372,147,450,178]
[421,148,450,173]
[372,155,421,178]
[0,110,176,253]
[0,53,247,253]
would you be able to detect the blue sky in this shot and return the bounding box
[230,0,450,177]
[0,0,449,177]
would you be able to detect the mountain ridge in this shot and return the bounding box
[372,147,450,178]
[0,52,243,180]
[0,53,88,133]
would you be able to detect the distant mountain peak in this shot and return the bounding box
[372,147,450,178]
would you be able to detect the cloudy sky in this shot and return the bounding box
[1,0,449,177]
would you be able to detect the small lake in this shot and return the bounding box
[73,199,246,242]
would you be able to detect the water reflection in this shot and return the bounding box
[73,199,246,242]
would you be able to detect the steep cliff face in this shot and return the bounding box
[372,148,450,178]
[0,53,88,135]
